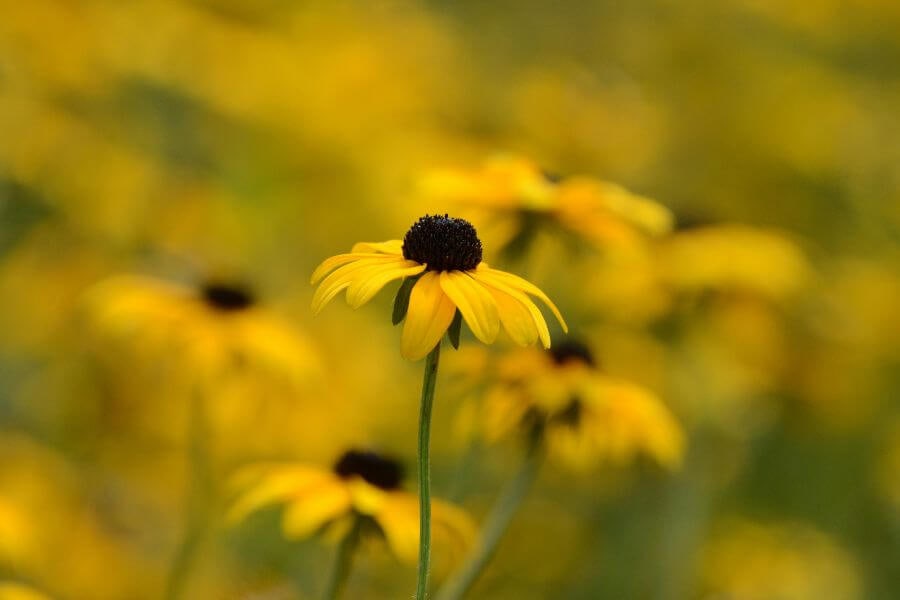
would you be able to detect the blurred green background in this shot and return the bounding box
[1,1,898,599]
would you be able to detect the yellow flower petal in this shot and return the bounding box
[484,285,539,346]
[481,386,530,441]
[311,252,387,284]
[320,513,356,544]
[375,493,476,568]
[347,478,389,515]
[376,495,420,564]
[281,480,353,539]
[227,465,330,524]
[475,265,568,334]
[346,260,425,308]
[439,271,500,344]
[431,499,478,563]
[401,272,456,360]
[232,313,321,382]
[311,256,398,314]
[546,426,597,472]
[351,240,404,255]
[471,270,550,347]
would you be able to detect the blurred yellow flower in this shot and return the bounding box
[0,583,52,600]
[480,341,684,471]
[700,519,862,600]
[311,215,566,360]
[0,434,154,600]
[421,155,673,250]
[658,224,811,301]
[229,450,476,569]
[86,274,319,386]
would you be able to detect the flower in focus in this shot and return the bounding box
[420,155,673,251]
[228,450,476,568]
[0,583,52,600]
[480,340,684,471]
[699,519,862,600]
[85,274,320,387]
[311,214,567,360]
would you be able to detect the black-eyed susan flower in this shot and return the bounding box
[85,275,320,600]
[437,340,683,600]
[420,155,673,254]
[85,273,322,454]
[481,340,684,471]
[229,450,476,596]
[86,275,319,386]
[311,214,567,361]
[311,213,565,598]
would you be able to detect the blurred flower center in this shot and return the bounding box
[201,283,256,311]
[551,398,583,428]
[333,450,404,490]
[402,214,483,272]
[548,339,595,367]
[541,169,564,184]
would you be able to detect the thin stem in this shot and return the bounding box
[436,430,543,600]
[323,517,362,600]
[416,343,442,599]
[164,390,215,600]
[653,431,715,600]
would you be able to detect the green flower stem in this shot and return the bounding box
[323,517,363,600]
[654,431,715,600]
[164,390,215,600]
[416,342,442,599]
[436,430,543,600]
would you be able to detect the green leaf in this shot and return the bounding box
[392,275,420,325]
[447,309,462,349]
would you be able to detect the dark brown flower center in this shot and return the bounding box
[201,283,255,311]
[548,339,595,368]
[402,214,483,272]
[333,450,404,491]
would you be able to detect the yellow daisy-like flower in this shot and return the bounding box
[480,340,684,471]
[228,450,476,568]
[86,274,319,385]
[311,214,567,360]
[84,275,322,458]
[421,155,673,248]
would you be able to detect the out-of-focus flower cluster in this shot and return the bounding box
[1,0,898,598]
[699,520,862,600]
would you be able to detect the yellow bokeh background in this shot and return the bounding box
[1,1,898,599]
